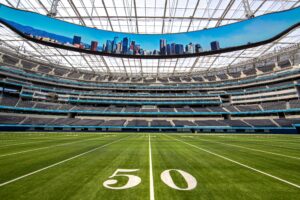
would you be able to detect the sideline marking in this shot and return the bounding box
[167,135,300,189]
[149,135,155,200]
[0,136,130,187]
[0,136,104,158]
[196,138,300,160]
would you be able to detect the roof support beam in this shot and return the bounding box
[56,15,242,21]
[188,57,200,74]
[171,59,179,75]
[101,0,114,31]
[67,0,86,25]
[187,0,201,32]
[82,55,95,73]
[161,0,168,33]
[100,56,112,74]
[216,0,235,27]
[121,58,129,77]
[133,0,139,33]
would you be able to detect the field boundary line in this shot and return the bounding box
[0,136,105,158]
[0,136,130,187]
[166,135,300,189]
[149,135,155,200]
[195,138,300,160]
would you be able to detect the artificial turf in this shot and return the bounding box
[0,132,299,200]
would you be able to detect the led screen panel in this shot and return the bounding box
[0,4,299,59]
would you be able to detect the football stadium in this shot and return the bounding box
[0,0,300,199]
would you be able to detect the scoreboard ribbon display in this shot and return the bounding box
[0,4,299,59]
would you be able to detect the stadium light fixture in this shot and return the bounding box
[242,0,254,19]
[47,0,60,17]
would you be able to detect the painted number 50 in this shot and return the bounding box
[103,168,197,191]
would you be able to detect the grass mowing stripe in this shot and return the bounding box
[0,140,52,148]
[0,136,104,158]
[166,135,300,189]
[194,137,300,160]
[0,135,130,187]
[149,135,155,200]
[0,138,81,148]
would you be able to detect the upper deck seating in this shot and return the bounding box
[261,101,286,110]
[53,68,68,76]
[0,115,25,124]
[16,100,36,108]
[47,118,80,125]
[169,77,181,82]
[274,119,300,127]
[208,107,226,112]
[0,95,19,106]
[21,60,36,70]
[194,120,228,126]
[244,119,276,127]
[223,120,250,127]
[127,120,149,127]
[140,108,159,112]
[124,106,141,112]
[159,107,175,112]
[243,68,257,76]
[157,78,169,83]
[68,71,82,79]
[289,99,300,108]
[236,105,261,112]
[228,71,241,78]
[101,120,126,126]
[257,64,275,72]
[192,77,204,82]
[151,120,172,127]
[34,102,61,110]
[181,77,192,82]
[106,106,123,112]
[217,74,228,80]
[176,107,193,112]
[278,60,291,68]
[2,55,19,65]
[173,120,196,127]
[192,107,211,112]
[70,119,104,126]
[38,65,52,73]
[204,76,216,81]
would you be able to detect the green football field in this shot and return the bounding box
[0,132,299,200]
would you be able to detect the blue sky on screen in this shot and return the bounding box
[0,4,299,51]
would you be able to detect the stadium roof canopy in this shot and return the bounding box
[0,0,299,77]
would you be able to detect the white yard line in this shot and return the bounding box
[0,136,129,187]
[149,135,155,200]
[0,136,104,158]
[167,135,300,189]
[196,138,300,160]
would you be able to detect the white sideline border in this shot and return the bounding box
[167,135,300,189]
[195,138,300,160]
[0,136,130,187]
[0,136,107,158]
[149,135,155,200]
